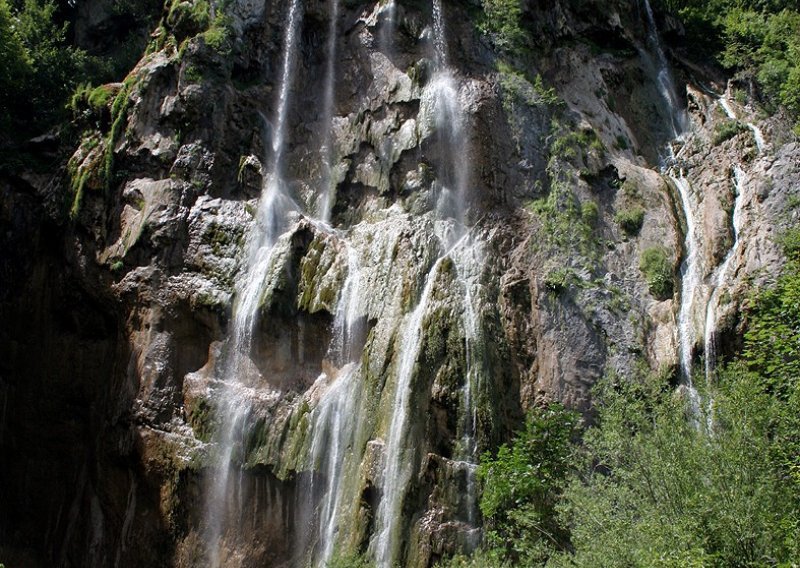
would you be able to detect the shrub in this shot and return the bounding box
[580,201,599,226]
[640,245,673,299]
[477,404,579,565]
[479,0,528,55]
[614,206,645,236]
[712,119,747,145]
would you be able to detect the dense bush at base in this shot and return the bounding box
[445,234,800,567]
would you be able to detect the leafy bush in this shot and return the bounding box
[614,206,645,235]
[477,404,579,565]
[547,365,800,567]
[639,245,674,299]
[712,119,747,145]
[660,1,800,127]
[479,0,528,55]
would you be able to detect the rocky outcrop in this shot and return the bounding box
[1,0,798,566]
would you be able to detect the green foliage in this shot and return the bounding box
[712,119,748,145]
[327,553,372,568]
[639,245,674,299]
[661,0,800,126]
[614,206,645,236]
[580,200,599,226]
[166,0,210,40]
[479,0,528,56]
[543,267,574,294]
[547,365,800,567]
[477,404,579,565]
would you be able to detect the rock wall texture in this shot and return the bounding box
[1,0,798,566]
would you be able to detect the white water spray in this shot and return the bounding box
[317,0,340,222]
[704,167,745,380]
[203,0,303,563]
[374,254,447,567]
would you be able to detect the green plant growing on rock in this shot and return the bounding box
[477,403,579,565]
[479,0,528,56]
[615,206,645,236]
[712,119,747,145]
[640,245,674,299]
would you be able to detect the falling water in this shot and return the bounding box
[430,0,470,230]
[374,255,447,567]
[317,0,340,222]
[452,237,485,539]
[203,0,303,564]
[642,0,687,137]
[670,166,703,383]
[307,243,365,566]
[719,97,766,154]
[378,0,397,54]
[704,166,746,380]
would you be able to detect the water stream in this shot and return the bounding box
[317,0,340,222]
[306,241,365,566]
[203,0,303,563]
[641,0,687,137]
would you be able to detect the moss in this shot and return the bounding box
[615,206,645,236]
[186,396,215,442]
[640,246,674,300]
[104,81,132,191]
[166,0,210,40]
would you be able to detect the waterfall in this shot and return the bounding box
[670,166,703,385]
[704,166,745,381]
[430,0,470,229]
[306,243,365,566]
[452,237,485,542]
[371,3,482,564]
[374,254,447,567]
[317,0,340,222]
[203,0,303,564]
[719,96,767,154]
[378,0,397,54]
[641,0,687,137]
[641,0,706,413]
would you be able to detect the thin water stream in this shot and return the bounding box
[203,0,302,563]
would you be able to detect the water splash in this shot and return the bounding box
[203,0,303,563]
[307,241,365,566]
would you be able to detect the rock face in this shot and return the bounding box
[1,0,798,566]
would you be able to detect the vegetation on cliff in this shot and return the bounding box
[662,0,800,128]
[449,231,800,567]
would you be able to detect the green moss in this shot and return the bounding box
[615,206,645,236]
[544,267,575,294]
[104,81,132,190]
[640,246,674,300]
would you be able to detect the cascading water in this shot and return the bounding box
[378,0,397,54]
[641,0,704,405]
[719,96,766,155]
[641,0,687,137]
[203,0,302,564]
[373,2,482,563]
[704,166,745,381]
[306,243,366,566]
[670,165,703,383]
[317,0,340,222]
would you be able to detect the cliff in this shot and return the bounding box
[1,0,798,566]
